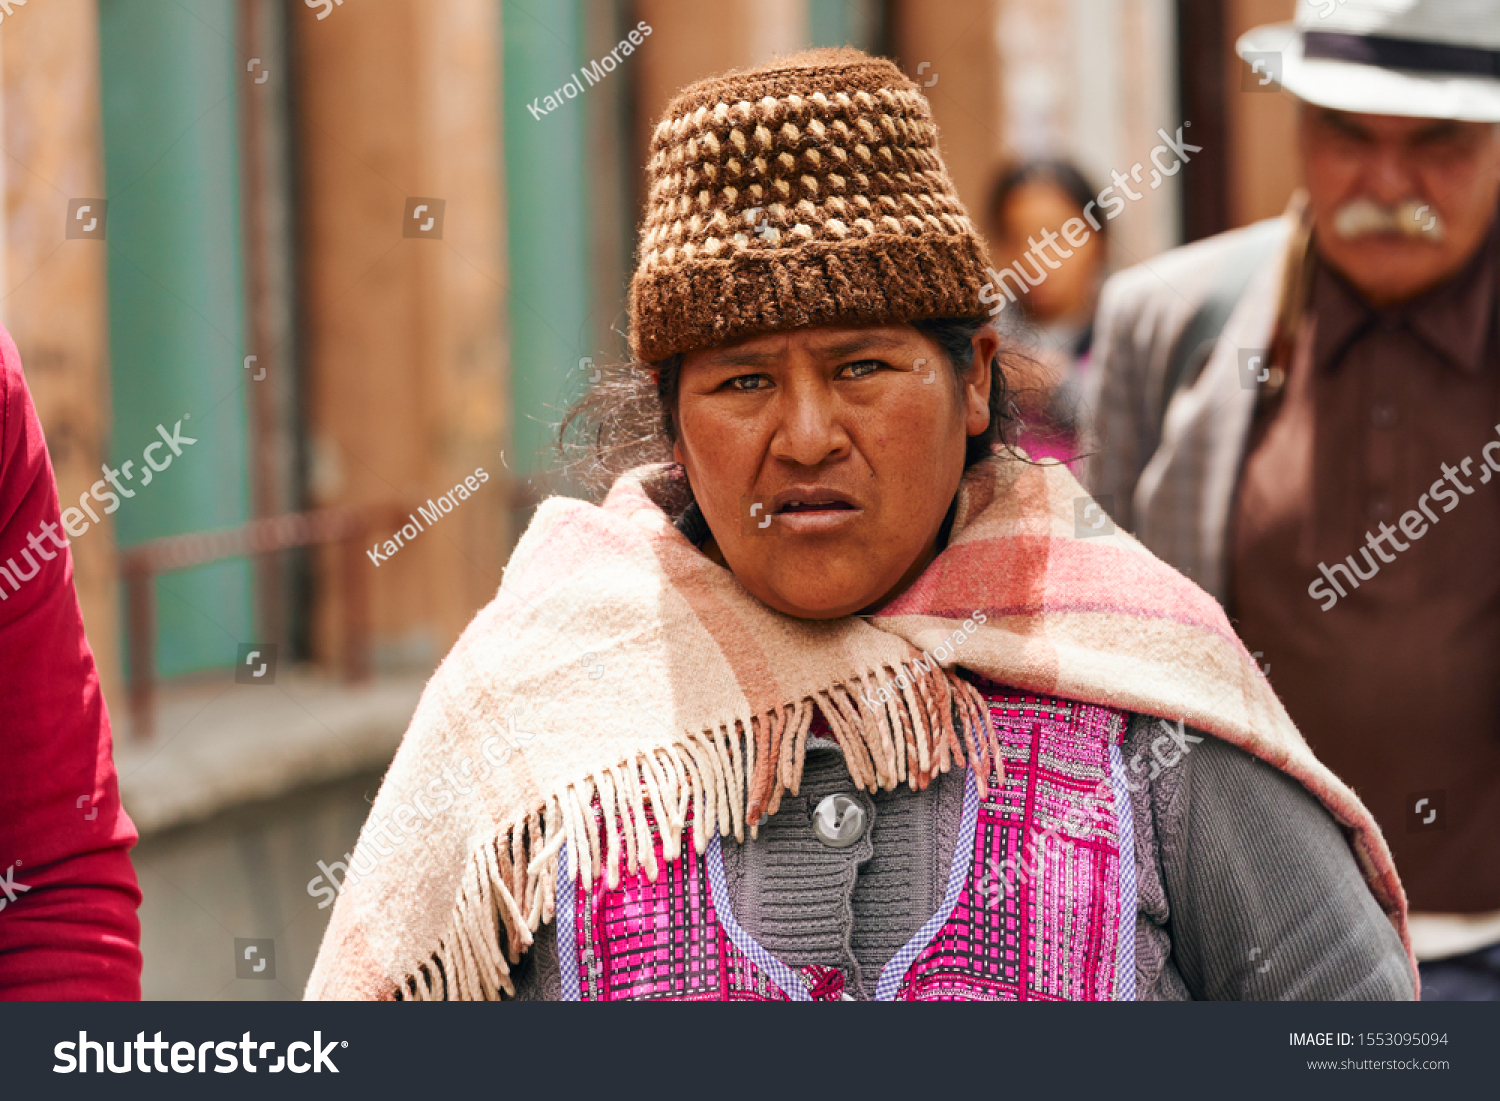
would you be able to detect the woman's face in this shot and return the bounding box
[991,179,1104,323]
[673,323,996,620]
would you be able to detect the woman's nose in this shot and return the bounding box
[769,385,850,467]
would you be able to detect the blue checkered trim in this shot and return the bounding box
[1108,741,1137,1001]
[706,834,811,1001]
[556,845,580,1000]
[873,768,981,1001]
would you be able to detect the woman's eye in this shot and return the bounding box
[725,374,770,392]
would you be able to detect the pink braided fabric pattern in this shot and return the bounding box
[895,681,1126,1000]
[571,680,1127,1001]
[572,801,845,1000]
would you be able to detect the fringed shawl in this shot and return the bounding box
[305,455,1415,999]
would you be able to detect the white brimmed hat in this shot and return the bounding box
[1237,0,1500,122]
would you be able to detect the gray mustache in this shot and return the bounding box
[1332,198,1446,241]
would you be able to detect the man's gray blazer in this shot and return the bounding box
[1082,214,1296,605]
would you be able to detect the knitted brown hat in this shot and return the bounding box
[628,47,991,364]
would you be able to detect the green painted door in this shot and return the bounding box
[502,0,593,479]
[97,0,252,679]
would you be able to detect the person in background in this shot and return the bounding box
[1085,0,1500,999]
[985,160,1108,465]
[0,326,142,998]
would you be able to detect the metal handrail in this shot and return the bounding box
[118,504,404,740]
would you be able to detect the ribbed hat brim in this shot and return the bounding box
[630,234,988,364]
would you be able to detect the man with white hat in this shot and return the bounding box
[1086,0,1500,999]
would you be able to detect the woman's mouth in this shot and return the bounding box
[779,500,855,513]
[767,490,863,533]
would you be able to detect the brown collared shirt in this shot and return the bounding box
[1232,222,1500,914]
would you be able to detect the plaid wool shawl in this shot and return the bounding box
[305,455,1414,1000]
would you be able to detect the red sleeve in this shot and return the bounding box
[0,324,142,999]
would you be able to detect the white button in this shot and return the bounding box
[811,794,867,849]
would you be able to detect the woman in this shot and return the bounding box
[985,159,1108,465]
[307,48,1414,1001]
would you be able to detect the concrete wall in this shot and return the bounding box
[134,770,381,1000]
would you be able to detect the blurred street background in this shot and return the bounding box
[2,0,1300,998]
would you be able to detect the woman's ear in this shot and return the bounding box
[965,325,1000,435]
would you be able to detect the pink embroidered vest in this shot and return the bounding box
[557,681,1136,1001]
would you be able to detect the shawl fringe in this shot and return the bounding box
[391,659,994,1000]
